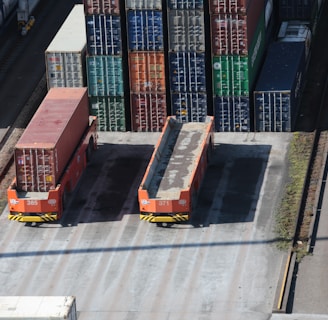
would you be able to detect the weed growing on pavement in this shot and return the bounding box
[275,132,313,253]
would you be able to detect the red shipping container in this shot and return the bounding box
[210,0,250,14]
[83,0,120,15]
[128,52,166,93]
[211,0,264,55]
[15,88,90,192]
[130,93,167,132]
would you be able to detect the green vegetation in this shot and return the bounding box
[275,132,314,257]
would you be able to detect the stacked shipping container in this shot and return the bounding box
[167,0,207,122]
[84,0,126,131]
[45,5,86,89]
[126,0,167,132]
[254,41,306,132]
[210,0,266,131]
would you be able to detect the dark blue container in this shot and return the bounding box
[278,0,316,20]
[169,52,206,93]
[214,96,250,132]
[254,41,306,132]
[167,0,204,9]
[86,14,122,55]
[171,92,207,122]
[127,10,164,51]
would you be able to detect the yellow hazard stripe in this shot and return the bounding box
[140,213,189,223]
[8,213,58,223]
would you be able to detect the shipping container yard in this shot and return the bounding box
[1,0,328,319]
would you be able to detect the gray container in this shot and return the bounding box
[168,9,205,52]
[45,5,86,89]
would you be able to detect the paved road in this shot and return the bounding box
[1,132,291,320]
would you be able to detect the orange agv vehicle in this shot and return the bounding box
[138,116,214,226]
[7,88,97,223]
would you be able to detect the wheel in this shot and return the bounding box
[156,222,173,228]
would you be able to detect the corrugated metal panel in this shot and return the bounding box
[254,92,292,132]
[254,42,306,132]
[86,55,124,96]
[83,0,120,15]
[210,1,265,55]
[125,0,162,10]
[46,52,86,89]
[211,14,247,55]
[212,10,265,95]
[130,93,167,131]
[167,0,204,9]
[169,52,206,92]
[209,0,250,14]
[89,96,126,131]
[86,14,122,55]
[212,55,249,96]
[214,95,250,132]
[171,92,207,122]
[15,88,90,192]
[127,10,164,51]
[128,52,166,93]
[168,9,205,52]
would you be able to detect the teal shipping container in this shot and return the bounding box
[212,10,266,96]
[89,96,126,132]
[86,56,124,97]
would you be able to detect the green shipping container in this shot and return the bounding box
[89,96,126,132]
[212,10,266,96]
[213,55,249,96]
[87,56,124,97]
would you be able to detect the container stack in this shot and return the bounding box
[210,0,266,132]
[254,41,306,132]
[45,5,86,90]
[167,0,207,123]
[126,0,167,132]
[84,0,126,131]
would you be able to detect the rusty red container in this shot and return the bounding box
[15,88,90,192]
[210,0,250,14]
[210,0,265,55]
[83,0,120,15]
[130,93,167,132]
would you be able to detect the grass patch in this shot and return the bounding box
[275,132,314,253]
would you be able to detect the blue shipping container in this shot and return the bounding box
[86,14,122,55]
[214,96,250,132]
[127,10,164,51]
[167,0,204,10]
[171,92,207,122]
[278,0,317,20]
[254,41,306,132]
[86,55,124,97]
[169,52,206,92]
